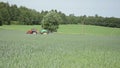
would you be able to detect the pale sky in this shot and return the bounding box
[0,0,120,18]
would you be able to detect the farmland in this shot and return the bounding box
[0,25,120,68]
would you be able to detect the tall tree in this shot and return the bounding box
[41,10,62,32]
[0,2,11,25]
[58,11,67,24]
[10,5,20,21]
[0,20,2,26]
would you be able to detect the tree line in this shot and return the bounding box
[0,2,120,28]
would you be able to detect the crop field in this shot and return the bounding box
[0,25,120,68]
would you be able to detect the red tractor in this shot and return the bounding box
[26,28,38,34]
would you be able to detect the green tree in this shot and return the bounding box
[0,10,2,26]
[10,5,20,21]
[67,14,78,24]
[58,11,68,24]
[0,20,2,26]
[0,2,11,25]
[41,10,62,32]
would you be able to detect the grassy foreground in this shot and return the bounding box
[0,25,120,68]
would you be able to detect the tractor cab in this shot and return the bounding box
[40,29,48,34]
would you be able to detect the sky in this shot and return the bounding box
[0,0,120,18]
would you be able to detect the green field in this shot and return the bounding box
[0,25,120,68]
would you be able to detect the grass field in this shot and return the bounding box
[0,25,120,68]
